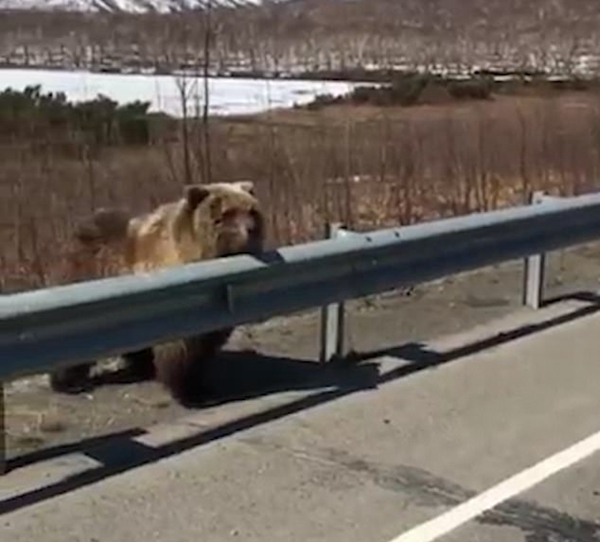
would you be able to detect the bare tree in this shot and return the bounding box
[202,0,213,185]
[174,72,194,185]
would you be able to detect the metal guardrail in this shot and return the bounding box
[2,189,600,473]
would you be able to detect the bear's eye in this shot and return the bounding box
[215,209,236,226]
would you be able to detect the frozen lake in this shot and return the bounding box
[0,68,363,117]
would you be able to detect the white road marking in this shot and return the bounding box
[389,428,600,542]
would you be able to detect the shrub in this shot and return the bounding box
[0,85,163,151]
[307,73,494,109]
[447,78,493,100]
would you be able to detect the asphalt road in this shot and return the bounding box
[2,294,600,542]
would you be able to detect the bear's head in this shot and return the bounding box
[183,180,265,258]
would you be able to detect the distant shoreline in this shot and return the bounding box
[3,65,599,119]
[2,63,598,85]
[0,64,388,85]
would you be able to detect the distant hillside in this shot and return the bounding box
[0,0,599,78]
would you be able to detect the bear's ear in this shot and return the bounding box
[184,184,211,210]
[235,181,255,195]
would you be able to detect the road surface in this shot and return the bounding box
[2,289,600,541]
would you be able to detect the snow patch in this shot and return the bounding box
[1,68,365,117]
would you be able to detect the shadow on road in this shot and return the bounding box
[87,347,381,407]
[354,290,600,385]
[3,290,600,516]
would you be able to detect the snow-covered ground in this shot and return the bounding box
[0,0,264,13]
[0,68,364,117]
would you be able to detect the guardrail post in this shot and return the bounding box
[522,191,547,309]
[0,383,5,475]
[320,222,346,363]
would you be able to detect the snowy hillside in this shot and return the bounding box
[0,0,264,12]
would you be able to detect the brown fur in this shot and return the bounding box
[49,181,265,405]
[64,207,132,282]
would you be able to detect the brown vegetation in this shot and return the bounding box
[1,84,600,295]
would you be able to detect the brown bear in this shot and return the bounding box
[49,181,265,406]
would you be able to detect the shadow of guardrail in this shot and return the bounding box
[353,290,600,383]
[2,290,600,516]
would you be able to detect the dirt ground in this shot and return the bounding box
[4,240,600,464]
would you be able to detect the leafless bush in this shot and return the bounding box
[2,90,600,293]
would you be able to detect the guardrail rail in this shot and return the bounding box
[2,190,600,474]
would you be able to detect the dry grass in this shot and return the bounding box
[2,89,600,294]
